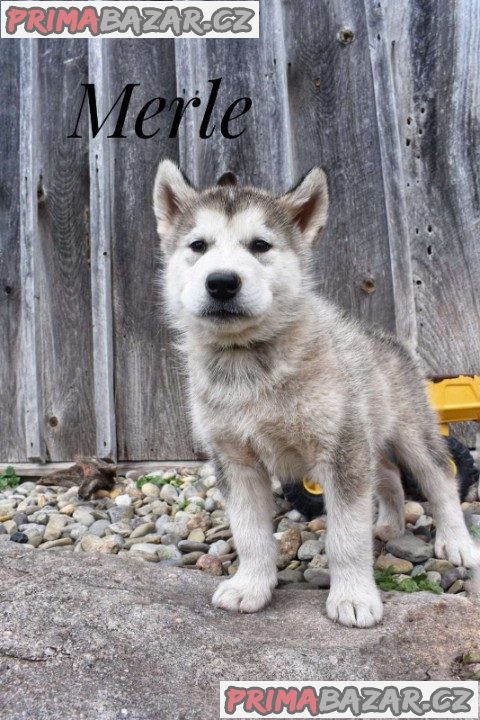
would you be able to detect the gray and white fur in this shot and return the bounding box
[153,160,479,628]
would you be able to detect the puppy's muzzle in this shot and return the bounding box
[206,272,241,301]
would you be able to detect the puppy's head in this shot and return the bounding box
[153,160,328,345]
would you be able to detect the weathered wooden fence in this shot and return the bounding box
[1,0,479,463]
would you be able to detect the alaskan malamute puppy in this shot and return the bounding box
[153,160,478,627]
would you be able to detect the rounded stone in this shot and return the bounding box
[130,522,156,539]
[447,579,464,594]
[98,535,124,554]
[208,539,231,557]
[187,528,205,543]
[181,551,204,565]
[107,506,134,524]
[59,504,76,516]
[404,501,424,518]
[140,483,161,498]
[277,568,304,584]
[72,509,95,527]
[155,515,172,535]
[308,554,329,570]
[385,535,433,563]
[129,543,160,561]
[178,539,209,553]
[298,539,323,561]
[375,553,414,575]
[150,501,169,516]
[107,521,132,538]
[160,485,179,502]
[196,554,223,576]
[44,515,70,541]
[88,519,111,537]
[424,558,455,573]
[426,571,442,585]
[156,545,182,563]
[69,524,88,541]
[304,568,330,588]
[80,534,103,553]
[279,527,302,562]
[186,512,212,533]
[10,531,28,544]
[12,513,29,527]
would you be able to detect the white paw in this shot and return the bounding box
[435,527,480,567]
[326,583,383,628]
[212,574,276,613]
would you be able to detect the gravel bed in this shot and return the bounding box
[1,465,479,594]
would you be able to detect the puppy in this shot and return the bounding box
[153,160,478,627]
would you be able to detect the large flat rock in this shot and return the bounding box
[1,543,479,720]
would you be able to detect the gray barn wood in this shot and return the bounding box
[0,1,478,462]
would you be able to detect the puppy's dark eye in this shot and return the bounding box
[189,239,207,253]
[249,238,272,253]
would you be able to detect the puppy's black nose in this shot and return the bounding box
[206,272,242,301]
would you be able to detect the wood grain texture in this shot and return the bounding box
[281,0,397,332]
[0,41,26,461]
[35,40,96,461]
[88,40,117,460]
[176,0,293,191]
[385,0,480,374]
[105,40,192,460]
[364,0,417,348]
[19,41,45,462]
[1,5,480,461]
[385,0,480,444]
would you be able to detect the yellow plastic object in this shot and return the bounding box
[302,477,323,495]
[427,376,480,432]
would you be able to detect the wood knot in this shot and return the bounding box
[338,27,355,45]
[361,279,376,294]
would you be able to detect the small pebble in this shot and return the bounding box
[196,554,223,576]
[130,522,156,539]
[10,531,28,544]
[208,539,231,556]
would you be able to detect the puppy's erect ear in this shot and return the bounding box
[279,167,329,245]
[153,160,196,238]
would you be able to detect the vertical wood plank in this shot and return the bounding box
[19,40,44,462]
[176,0,293,191]
[281,0,396,331]
[105,40,192,460]
[35,40,95,460]
[385,0,480,445]
[0,41,26,461]
[88,39,117,460]
[384,0,480,376]
[364,0,417,348]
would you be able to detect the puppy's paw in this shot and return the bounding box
[435,527,480,567]
[212,574,275,613]
[326,583,383,628]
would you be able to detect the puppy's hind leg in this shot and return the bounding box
[393,428,480,568]
[374,455,405,542]
[211,451,277,613]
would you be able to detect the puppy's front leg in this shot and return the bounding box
[212,455,277,613]
[321,460,383,628]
